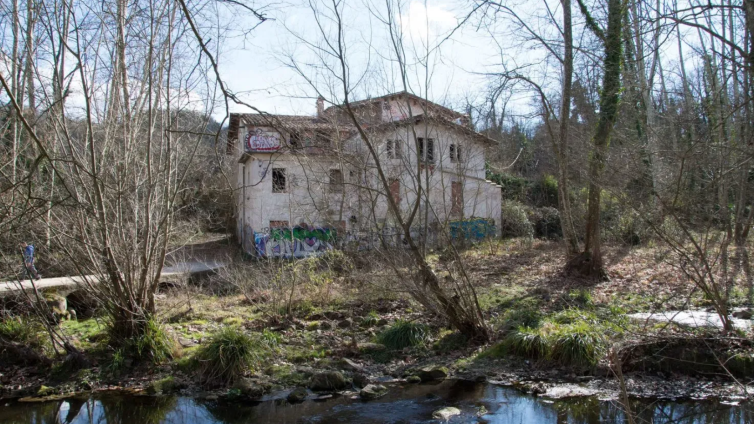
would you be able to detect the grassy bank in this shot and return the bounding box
[1,238,752,401]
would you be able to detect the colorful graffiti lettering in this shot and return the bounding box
[253,225,337,258]
[245,128,281,152]
[449,218,495,241]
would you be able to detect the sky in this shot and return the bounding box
[215,0,511,118]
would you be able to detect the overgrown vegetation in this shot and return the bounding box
[195,327,268,386]
[377,321,430,350]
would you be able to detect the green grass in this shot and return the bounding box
[481,309,612,367]
[377,320,430,350]
[503,326,549,359]
[0,315,45,346]
[548,321,605,366]
[130,319,176,365]
[195,327,266,385]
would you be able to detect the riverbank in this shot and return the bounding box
[1,238,753,405]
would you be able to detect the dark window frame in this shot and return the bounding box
[272,168,287,193]
[418,138,435,164]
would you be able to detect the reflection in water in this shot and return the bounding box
[0,381,751,424]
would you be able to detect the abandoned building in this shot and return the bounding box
[228,92,502,257]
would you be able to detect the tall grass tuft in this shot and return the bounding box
[130,319,176,364]
[196,327,263,386]
[377,320,430,350]
[549,322,605,367]
[503,326,549,359]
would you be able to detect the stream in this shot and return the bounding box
[1,380,751,423]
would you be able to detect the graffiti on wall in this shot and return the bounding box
[448,218,496,241]
[245,128,281,152]
[252,224,337,258]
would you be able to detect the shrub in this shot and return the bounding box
[500,201,534,239]
[195,327,263,385]
[487,170,529,203]
[528,207,562,240]
[548,322,605,367]
[377,320,430,350]
[0,315,45,346]
[529,174,559,208]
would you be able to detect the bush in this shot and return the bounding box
[487,170,529,203]
[528,207,562,240]
[500,201,534,239]
[0,315,45,345]
[377,320,430,350]
[529,175,559,208]
[196,327,263,385]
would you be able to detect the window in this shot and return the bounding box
[451,181,463,216]
[329,169,344,192]
[272,168,286,193]
[449,144,462,163]
[289,132,302,150]
[386,140,401,159]
[388,178,401,205]
[418,138,434,164]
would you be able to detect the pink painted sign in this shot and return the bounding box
[245,128,281,152]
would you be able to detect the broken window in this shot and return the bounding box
[449,144,462,163]
[272,168,286,193]
[451,181,463,216]
[386,140,401,159]
[418,138,434,164]
[389,178,401,206]
[289,132,302,150]
[330,169,344,192]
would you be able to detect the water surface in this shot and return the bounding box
[1,380,751,423]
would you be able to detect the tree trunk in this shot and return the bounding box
[556,0,579,257]
[566,0,623,280]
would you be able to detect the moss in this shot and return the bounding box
[147,376,177,395]
[222,317,244,326]
[433,331,468,354]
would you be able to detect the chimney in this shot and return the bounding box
[316,96,325,118]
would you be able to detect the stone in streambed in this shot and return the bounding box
[287,387,308,403]
[359,384,388,400]
[309,371,347,391]
[432,406,461,420]
[417,366,448,382]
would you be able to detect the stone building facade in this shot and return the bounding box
[228,92,502,257]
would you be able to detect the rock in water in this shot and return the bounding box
[352,373,370,388]
[287,387,308,403]
[309,371,347,391]
[417,366,448,382]
[359,384,388,400]
[406,375,422,383]
[432,407,461,420]
[232,378,266,398]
